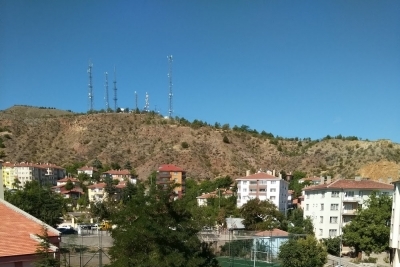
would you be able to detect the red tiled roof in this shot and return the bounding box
[2,162,64,170]
[303,179,394,191]
[236,172,279,180]
[0,199,59,257]
[57,177,79,183]
[197,193,217,199]
[255,228,289,237]
[103,169,131,175]
[158,164,185,172]
[87,182,106,189]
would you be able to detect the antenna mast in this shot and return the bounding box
[113,66,118,112]
[104,72,109,112]
[167,55,173,118]
[144,92,150,112]
[87,60,93,112]
[135,91,138,112]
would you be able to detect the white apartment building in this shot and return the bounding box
[389,181,400,267]
[236,171,289,214]
[303,177,393,240]
[77,166,97,177]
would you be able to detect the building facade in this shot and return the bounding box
[303,177,393,240]
[236,171,289,214]
[389,181,400,267]
[77,166,97,177]
[156,164,186,198]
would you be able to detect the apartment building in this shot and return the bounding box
[77,166,98,177]
[236,171,289,214]
[303,177,393,240]
[102,169,132,182]
[389,181,400,267]
[156,164,186,198]
[87,181,127,203]
[1,162,65,188]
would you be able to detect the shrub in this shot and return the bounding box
[181,142,189,149]
[223,136,230,144]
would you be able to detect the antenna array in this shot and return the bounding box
[144,92,150,112]
[104,72,109,112]
[135,91,138,112]
[87,60,94,111]
[167,55,173,118]
[113,66,118,112]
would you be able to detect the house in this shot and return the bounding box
[156,164,186,198]
[302,177,393,240]
[389,181,400,267]
[102,169,132,182]
[0,198,61,267]
[196,189,234,207]
[1,161,65,189]
[87,181,127,203]
[236,170,289,214]
[299,176,324,185]
[51,177,84,199]
[77,166,98,178]
[254,228,290,258]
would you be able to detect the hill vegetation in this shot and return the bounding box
[0,105,399,181]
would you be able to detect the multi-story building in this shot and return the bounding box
[1,162,65,188]
[196,189,234,207]
[156,164,186,198]
[389,181,400,267]
[236,171,289,214]
[303,177,393,240]
[87,181,127,203]
[102,169,132,182]
[77,166,98,177]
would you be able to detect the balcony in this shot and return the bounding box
[343,197,362,203]
[342,209,356,215]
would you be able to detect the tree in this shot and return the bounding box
[92,158,102,169]
[287,209,314,235]
[342,191,392,256]
[322,237,341,256]
[110,162,121,170]
[108,185,219,267]
[222,136,230,144]
[278,235,327,267]
[34,226,60,267]
[5,181,65,227]
[65,179,74,191]
[123,161,132,170]
[240,199,284,230]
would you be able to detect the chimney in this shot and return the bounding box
[388,177,392,184]
[320,176,325,184]
[246,170,250,176]
[0,160,4,200]
[355,176,362,181]
[327,176,331,184]
[273,169,276,177]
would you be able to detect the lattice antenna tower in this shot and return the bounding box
[113,66,118,112]
[87,60,94,111]
[144,92,150,112]
[135,91,138,112]
[167,55,173,118]
[104,72,109,112]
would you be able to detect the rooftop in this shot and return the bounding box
[158,164,185,172]
[303,178,394,191]
[236,172,281,181]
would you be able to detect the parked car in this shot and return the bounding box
[57,227,77,235]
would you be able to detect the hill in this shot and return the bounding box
[0,105,399,181]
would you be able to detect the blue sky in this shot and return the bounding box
[1,1,399,142]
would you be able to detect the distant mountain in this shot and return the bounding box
[0,105,399,181]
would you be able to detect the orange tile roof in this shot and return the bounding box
[255,228,289,237]
[57,177,79,183]
[2,162,64,170]
[0,199,59,257]
[303,179,394,191]
[87,182,106,189]
[103,169,131,175]
[236,172,280,180]
[158,164,185,172]
[78,166,98,171]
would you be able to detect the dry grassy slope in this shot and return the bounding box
[0,106,400,181]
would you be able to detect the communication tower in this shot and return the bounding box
[144,92,150,112]
[113,66,118,112]
[135,91,138,112]
[167,55,173,118]
[87,60,94,111]
[104,72,109,112]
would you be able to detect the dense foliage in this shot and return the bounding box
[342,191,392,256]
[240,198,284,231]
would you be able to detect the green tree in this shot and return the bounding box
[92,158,103,169]
[5,181,65,227]
[287,209,314,235]
[64,179,74,191]
[222,136,230,144]
[322,237,341,256]
[123,161,132,170]
[108,185,219,267]
[278,235,327,267]
[34,226,60,267]
[342,191,392,256]
[240,199,284,230]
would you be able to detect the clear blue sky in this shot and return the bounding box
[1,1,399,142]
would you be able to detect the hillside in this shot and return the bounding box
[0,105,399,181]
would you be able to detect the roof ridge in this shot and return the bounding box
[0,199,60,235]
[326,179,339,188]
[30,233,58,252]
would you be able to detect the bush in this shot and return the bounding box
[222,136,230,144]
[362,257,377,263]
[181,142,189,149]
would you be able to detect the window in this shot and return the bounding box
[306,193,310,199]
[329,229,338,237]
[271,181,276,184]
[345,191,354,197]
[330,216,338,224]
[330,204,339,211]
[242,188,247,192]
[270,188,276,192]
[319,229,323,236]
[243,181,248,185]
[332,191,339,198]
[320,216,323,223]
[270,196,276,200]
[321,192,325,198]
[306,204,309,211]
[320,204,324,211]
